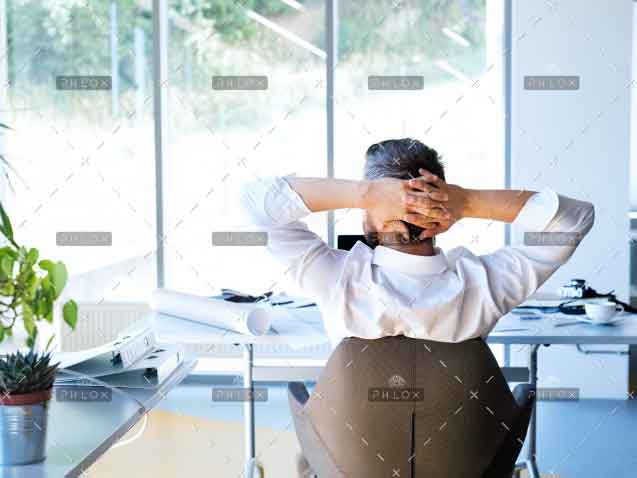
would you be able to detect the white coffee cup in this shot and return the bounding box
[584,302,624,324]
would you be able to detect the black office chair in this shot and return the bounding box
[288,336,536,478]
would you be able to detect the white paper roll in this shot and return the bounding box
[150,289,272,335]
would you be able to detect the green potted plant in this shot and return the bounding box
[0,350,59,464]
[0,198,78,465]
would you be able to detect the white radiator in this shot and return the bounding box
[59,302,150,352]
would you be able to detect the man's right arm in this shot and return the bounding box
[462,189,536,224]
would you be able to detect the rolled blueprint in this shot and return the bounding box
[150,288,272,335]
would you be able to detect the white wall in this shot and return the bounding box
[510,0,632,398]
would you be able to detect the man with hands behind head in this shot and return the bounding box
[239,137,595,346]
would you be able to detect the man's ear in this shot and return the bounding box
[382,220,410,244]
[417,229,433,240]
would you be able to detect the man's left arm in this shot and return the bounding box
[238,176,347,302]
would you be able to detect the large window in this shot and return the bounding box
[1,1,157,304]
[162,0,506,296]
[334,0,506,254]
[164,0,327,296]
[0,0,505,303]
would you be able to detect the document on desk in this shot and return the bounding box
[267,307,328,348]
[151,288,275,335]
[148,292,329,349]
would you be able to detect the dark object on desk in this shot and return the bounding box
[288,336,534,477]
[519,315,542,320]
[519,281,637,315]
[337,234,371,251]
[515,301,585,315]
[567,283,637,314]
[559,278,587,298]
[516,295,637,316]
[294,302,317,309]
[217,289,273,303]
[216,290,317,309]
[270,300,294,306]
[553,321,581,328]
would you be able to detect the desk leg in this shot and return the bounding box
[629,345,637,399]
[526,344,540,478]
[243,344,256,477]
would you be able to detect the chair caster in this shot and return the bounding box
[512,461,525,477]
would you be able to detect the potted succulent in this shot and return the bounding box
[0,198,78,465]
[0,350,59,465]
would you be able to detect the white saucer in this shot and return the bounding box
[577,314,626,326]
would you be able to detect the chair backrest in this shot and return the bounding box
[289,335,531,478]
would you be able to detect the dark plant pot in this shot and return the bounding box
[0,388,52,466]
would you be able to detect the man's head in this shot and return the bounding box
[363,138,445,246]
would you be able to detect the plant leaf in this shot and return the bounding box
[0,282,13,296]
[0,202,14,245]
[22,304,35,336]
[25,248,38,267]
[34,287,52,317]
[45,334,55,352]
[63,300,78,329]
[0,247,17,259]
[0,254,13,280]
[38,260,67,299]
[0,153,26,194]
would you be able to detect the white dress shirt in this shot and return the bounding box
[238,176,595,346]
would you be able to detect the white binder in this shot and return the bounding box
[54,328,184,389]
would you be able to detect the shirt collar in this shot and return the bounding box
[372,245,448,276]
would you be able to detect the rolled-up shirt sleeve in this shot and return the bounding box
[475,188,595,322]
[238,176,347,303]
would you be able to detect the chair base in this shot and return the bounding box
[244,458,264,478]
[513,459,540,478]
[296,453,318,478]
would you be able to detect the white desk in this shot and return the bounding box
[489,311,637,345]
[7,359,196,478]
[133,309,326,478]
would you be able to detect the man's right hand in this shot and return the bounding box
[407,168,468,238]
[363,175,451,236]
